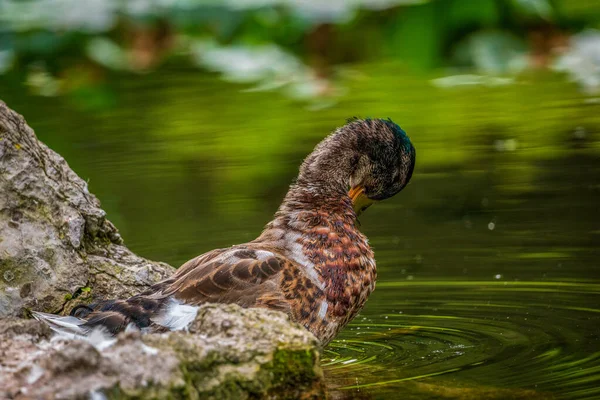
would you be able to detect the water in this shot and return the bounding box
[1,64,599,399]
[326,282,600,399]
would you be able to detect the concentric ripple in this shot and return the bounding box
[323,281,600,399]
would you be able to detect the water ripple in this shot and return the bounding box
[323,281,600,399]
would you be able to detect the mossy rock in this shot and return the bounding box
[0,304,324,399]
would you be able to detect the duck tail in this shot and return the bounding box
[31,311,90,337]
[31,296,190,340]
[32,310,120,350]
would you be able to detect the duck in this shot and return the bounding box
[33,118,416,345]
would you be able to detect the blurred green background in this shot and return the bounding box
[1,0,600,398]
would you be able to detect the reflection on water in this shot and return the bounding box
[0,65,599,399]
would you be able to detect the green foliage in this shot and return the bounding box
[445,0,500,28]
[387,2,442,70]
[0,0,598,79]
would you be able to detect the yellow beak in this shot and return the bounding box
[348,186,375,216]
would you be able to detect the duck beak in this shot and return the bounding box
[348,186,375,216]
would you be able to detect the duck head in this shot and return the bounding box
[297,118,416,216]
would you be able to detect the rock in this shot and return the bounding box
[0,100,173,316]
[0,100,324,398]
[0,304,324,399]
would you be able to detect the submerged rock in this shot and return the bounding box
[0,101,324,399]
[0,304,324,399]
[0,100,173,316]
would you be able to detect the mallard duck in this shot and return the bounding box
[33,118,415,345]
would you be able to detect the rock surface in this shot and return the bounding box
[0,304,324,399]
[0,100,173,316]
[0,101,324,399]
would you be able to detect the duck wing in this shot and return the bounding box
[154,247,290,311]
[34,247,294,336]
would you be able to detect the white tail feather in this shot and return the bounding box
[152,299,198,331]
[31,311,89,337]
[32,311,117,350]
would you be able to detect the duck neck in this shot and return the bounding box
[276,141,357,215]
[276,180,353,216]
[257,140,360,242]
[256,178,361,250]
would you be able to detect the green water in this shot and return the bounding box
[1,63,599,399]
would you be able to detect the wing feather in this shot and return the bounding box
[156,248,291,310]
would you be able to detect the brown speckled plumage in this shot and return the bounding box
[34,118,415,345]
